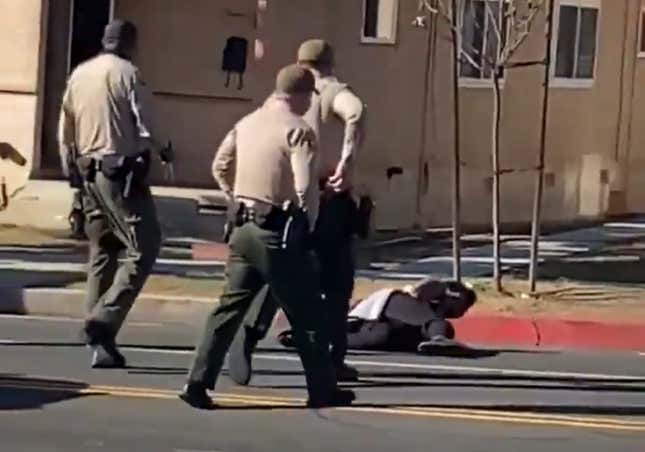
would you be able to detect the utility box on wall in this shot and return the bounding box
[578,153,609,218]
[114,0,257,99]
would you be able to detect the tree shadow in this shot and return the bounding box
[0,142,27,166]
[126,365,187,376]
[253,367,645,394]
[191,401,645,418]
[0,374,97,410]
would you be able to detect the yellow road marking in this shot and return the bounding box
[1,378,644,433]
[342,407,645,432]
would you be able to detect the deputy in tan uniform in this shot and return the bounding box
[179,65,355,410]
[229,39,366,385]
[58,19,172,368]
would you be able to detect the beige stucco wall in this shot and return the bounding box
[0,0,46,202]
[255,0,635,229]
[420,0,633,229]
[13,0,639,230]
[114,0,258,187]
[625,0,645,212]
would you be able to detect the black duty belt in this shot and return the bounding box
[234,202,289,232]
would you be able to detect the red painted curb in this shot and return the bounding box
[275,313,645,351]
[453,316,539,347]
[192,243,229,261]
[454,315,645,351]
[535,318,645,351]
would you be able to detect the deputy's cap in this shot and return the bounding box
[297,39,334,65]
[275,64,317,95]
[102,19,137,51]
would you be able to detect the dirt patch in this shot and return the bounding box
[467,278,645,323]
[0,224,75,247]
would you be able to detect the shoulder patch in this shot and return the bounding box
[287,127,315,148]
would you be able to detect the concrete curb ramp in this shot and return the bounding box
[1,287,644,352]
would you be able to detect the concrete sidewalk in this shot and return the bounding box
[1,179,228,241]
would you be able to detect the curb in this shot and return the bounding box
[452,316,645,351]
[1,287,644,352]
[0,287,216,325]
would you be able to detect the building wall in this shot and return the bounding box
[421,0,633,228]
[11,0,642,230]
[625,0,645,212]
[115,0,638,229]
[114,0,259,187]
[0,0,47,200]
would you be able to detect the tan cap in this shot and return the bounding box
[297,39,334,65]
[275,64,317,95]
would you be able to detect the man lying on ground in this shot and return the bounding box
[278,279,477,354]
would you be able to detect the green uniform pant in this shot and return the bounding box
[187,221,337,402]
[243,191,356,365]
[83,172,161,341]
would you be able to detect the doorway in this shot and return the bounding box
[39,0,113,176]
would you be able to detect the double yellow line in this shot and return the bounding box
[2,377,645,433]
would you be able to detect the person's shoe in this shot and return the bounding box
[417,336,462,355]
[228,327,259,386]
[335,362,359,382]
[179,383,215,410]
[90,342,126,369]
[307,388,356,409]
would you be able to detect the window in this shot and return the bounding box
[459,0,508,82]
[638,6,645,58]
[361,0,398,44]
[553,0,600,86]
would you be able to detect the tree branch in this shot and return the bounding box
[505,59,546,69]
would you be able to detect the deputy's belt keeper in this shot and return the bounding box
[281,201,310,251]
[76,155,98,183]
[67,145,84,189]
[222,201,244,242]
[99,152,150,198]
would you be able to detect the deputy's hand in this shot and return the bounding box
[159,140,175,164]
[163,162,175,183]
[327,161,350,192]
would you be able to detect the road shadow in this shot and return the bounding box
[0,374,95,410]
[387,403,645,417]
[186,401,645,418]
[255,367,645,394]
[126,365,187,376]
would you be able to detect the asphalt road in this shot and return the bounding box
[0,315,644,452]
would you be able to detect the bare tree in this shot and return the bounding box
[414,0,463,282]
[528,0,556,293]
[418,0,547,292]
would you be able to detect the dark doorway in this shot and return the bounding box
[69,0,112,71]
[39,0,112,176]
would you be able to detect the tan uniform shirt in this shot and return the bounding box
[304,75,366,181]
[58,53,156,174]
[212,100,319,227]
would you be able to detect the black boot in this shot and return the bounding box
[90,342,126,369]
[335,362,359,382]
[84,321,126,369]
[307,388,356,409]
[179,383,215,410]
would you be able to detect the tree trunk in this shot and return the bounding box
[451,0,462,281]
[492,71,502,292]
[529,0,556,292]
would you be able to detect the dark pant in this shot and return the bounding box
[243,191,356,366]
[187,222,337,402]
[83,172,161,341]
